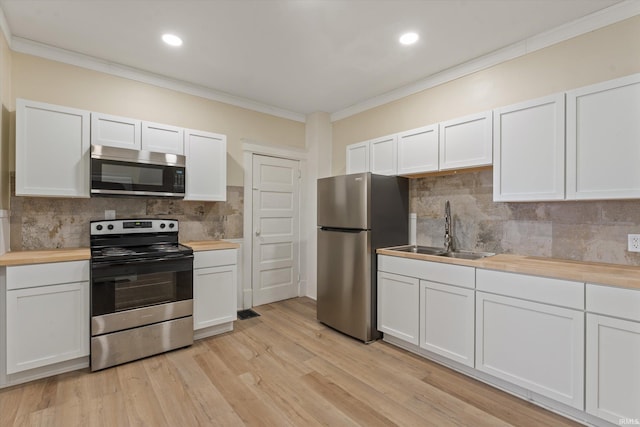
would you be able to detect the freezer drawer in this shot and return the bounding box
[317,228,378,342]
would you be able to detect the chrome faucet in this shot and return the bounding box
[444,200,453,252]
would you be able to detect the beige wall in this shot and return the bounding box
[332,15,640,175]
[10,52,306,187]
[0,29,11,209]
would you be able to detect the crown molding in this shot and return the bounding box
[330,0,640,122]
[9,36,306,123]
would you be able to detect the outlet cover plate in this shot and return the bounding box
[628,234,640,252]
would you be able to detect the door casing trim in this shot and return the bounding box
[242,140,308,308]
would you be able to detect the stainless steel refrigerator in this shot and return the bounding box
[317,172,408,342]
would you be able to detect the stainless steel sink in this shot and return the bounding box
[386,246,494,260]
[438,250,495,260]
[388,245,446,256]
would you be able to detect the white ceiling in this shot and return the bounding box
[0,0,631,121]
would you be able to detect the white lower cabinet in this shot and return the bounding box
[377,271,419,345]
[193,249,237,334]
[420,280,474,367]
[4,261,90,375]
[585,284,640,424]
[475,269,584,409]
[586,314,640,424]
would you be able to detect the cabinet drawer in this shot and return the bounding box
[476,269,583,309]
[586,284,640,322]
[194,249,237,269]
[378,255,474,288]
[6,261,90,290]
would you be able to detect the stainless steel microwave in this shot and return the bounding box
[91,145,186,197]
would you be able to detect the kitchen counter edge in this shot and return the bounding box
[182,240,240,251]
[0,248,91,266]
[377,248,640,290]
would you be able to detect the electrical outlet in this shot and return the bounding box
[628,234,640,252]
[105,210,116,220]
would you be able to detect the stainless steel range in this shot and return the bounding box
[90,219,194,371]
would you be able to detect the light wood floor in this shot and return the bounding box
[0,297,581,427]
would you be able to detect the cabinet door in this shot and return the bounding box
[377,272,419,345]
[567,73,640,200]
[586,314,640,424]
[194,264,237,330]
[141,121,184,155]
[6,282,89,374]
[346,141,369,174]
[91,112,141,150]
[397,125,439,175]
[493,94,565,201]
[370,135,397,176]
[420,280,474,367]
[476,292,584,409]
[184,129,227,201]
[16,99,90,197]
[439,111,492,170]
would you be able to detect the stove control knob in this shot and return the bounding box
[96,224,103,231]
[107,224,114,230]
[160,223,166,229]
[169,223,175,229]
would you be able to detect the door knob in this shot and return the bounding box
[255,229,261,236]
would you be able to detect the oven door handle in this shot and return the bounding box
[92,254,193,268]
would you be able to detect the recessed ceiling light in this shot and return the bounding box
[162,33,183,47]
[399,32,419,45]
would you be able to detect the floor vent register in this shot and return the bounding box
[237,309,260,320]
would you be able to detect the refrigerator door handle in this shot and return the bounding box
[319,226,365,233]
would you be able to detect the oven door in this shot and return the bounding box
[91,255,193,318]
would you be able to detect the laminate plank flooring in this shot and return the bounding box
[0,297,582,427]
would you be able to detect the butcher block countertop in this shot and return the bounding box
[0,248,90,266]
[182,240,240,251]
[377,248,640,290]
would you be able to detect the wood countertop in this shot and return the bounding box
[182,240,240,251]
[0,248,91,266]
[377,248,640,290]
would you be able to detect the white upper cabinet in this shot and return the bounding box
[370,135,397,176]
[141,121,184,155]
[439,110,493,171]
[567,73,640,200]
[92,113,185,155]
[184,129,227,201]
[91,112,141,150]
[493,94,565,202]
[16,99,90,198]
[397,124,439,175]
[346,140,370,174]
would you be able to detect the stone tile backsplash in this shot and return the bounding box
[10,186,243,250]
[10,169,640,266]
[410,169,640,266]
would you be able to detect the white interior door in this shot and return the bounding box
[252,155,300,306]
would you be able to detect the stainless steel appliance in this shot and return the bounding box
[317,173,408,342]
[91,145,186,197]
[90,219,194,371]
